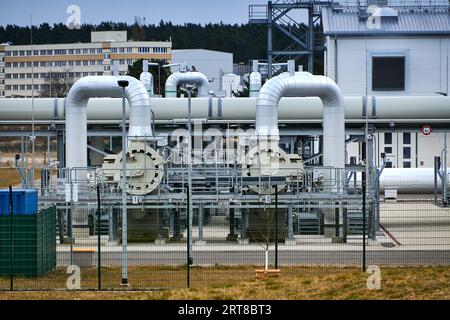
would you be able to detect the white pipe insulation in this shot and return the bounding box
[140,72,154,96]
[348,168,450,193]
[2,96,450,123]
[66,76,153,170]
[379,168,449,193]
[165,71,210,97]
[256,72,345,169]
[249,72,262,98]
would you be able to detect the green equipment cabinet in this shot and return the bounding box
[0,206,57,277]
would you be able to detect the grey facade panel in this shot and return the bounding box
[322,7,450,36]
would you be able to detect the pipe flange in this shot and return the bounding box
[243,145,291,195]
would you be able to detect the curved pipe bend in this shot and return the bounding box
[165,71,210,97]
[66,75,153,169]
[255,72,345,169]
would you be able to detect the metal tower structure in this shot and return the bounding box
[249,0,335,77]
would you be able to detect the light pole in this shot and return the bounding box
[182,83,195,287]
[148,62,161,96]
[117,79,129,286]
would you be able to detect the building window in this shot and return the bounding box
[127,48,132,53]
[403,161,411,168]
[139,47,150,53]
[403,147,411,159]
[403,132,411,145]
[384,132,392,145]
[372,56,405,91]
[385,162,393,168]
[384,147,392,154]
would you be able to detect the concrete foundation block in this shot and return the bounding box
[195,240,207,246]
[73,227,89,239]
[155,239,166,245]
[332,237,346,244]
[238,238,249,245]
[285,239,296,246]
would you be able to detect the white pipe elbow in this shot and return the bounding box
[165,71,210,97]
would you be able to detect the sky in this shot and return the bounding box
[0,0,266,27]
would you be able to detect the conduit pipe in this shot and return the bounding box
[249,71,262,98]
[140,60,154,96]
[165,71,210,97]
[66,76,153,170]
[255,72,345,169]
[140,72,154,96]
[3,96,450,123]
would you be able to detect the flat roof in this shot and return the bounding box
[322,6,450,36]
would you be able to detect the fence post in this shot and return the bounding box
[96,184,102,291]
[186,185,191,289]
[362,173,367,272]
[275,185,279,270]
[8,186,14,291]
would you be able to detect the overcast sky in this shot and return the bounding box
[0,0,267,27]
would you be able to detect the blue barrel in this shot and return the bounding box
[0,189,38,215]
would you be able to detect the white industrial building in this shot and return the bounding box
[171,49,234,93]
[322,3,450,168]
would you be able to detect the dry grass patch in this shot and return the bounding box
[0,168,41,188]
[0,266,449,300]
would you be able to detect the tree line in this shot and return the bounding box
[0,20,320,66]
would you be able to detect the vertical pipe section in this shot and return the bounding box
[255,72,346,171]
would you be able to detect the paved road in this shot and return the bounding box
[58,249,450,267]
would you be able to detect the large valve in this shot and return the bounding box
[243,143,304,195]
[101,141,165,195]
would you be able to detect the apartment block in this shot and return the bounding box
[0,31,172,98]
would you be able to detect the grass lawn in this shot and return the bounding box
[0,266,449,300]
[0,168,41,189]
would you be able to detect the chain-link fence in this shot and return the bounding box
[1,164,449,291]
